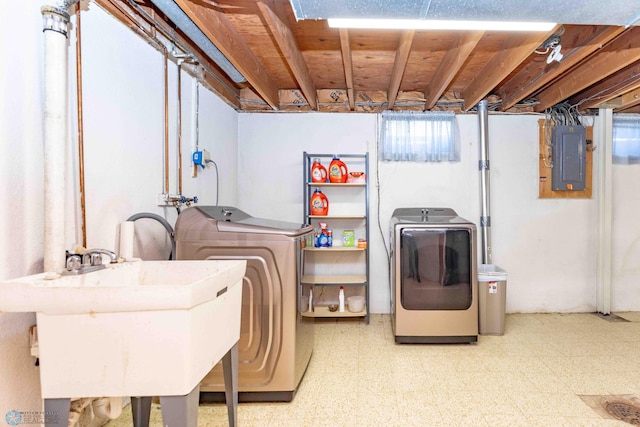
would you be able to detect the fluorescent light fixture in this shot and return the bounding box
[327,18,556,32]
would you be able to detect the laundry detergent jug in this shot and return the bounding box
[328,156,348,183]
[310,158,327,183]
[310,188,329,216]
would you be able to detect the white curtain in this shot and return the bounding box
[613,113,640,164]
[380,111,459,162]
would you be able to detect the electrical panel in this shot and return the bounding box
[552,125,586,191]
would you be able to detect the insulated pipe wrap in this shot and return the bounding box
[42,5,71,272]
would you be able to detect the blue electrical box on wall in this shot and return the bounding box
[552,125,586,191]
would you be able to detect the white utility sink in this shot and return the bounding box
[0,260,246,399]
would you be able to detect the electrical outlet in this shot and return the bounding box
[193,149,211,169]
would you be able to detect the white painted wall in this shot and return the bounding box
[0,0,49,418]
[76,4,238,259]
[0,1,238,418]
[488,115,598,312]
[237,113,375,220]
[237,112,640,314]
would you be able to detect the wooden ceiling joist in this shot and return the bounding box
[462,26,561,111]
[101,1,640,115]
[174,0,280,109]
[257,1,317,110]
[387,30,415,110]
[618,89,640,111]
[424,30,484,110]
[569,61,640,110]
[499,26,626,111]
[535,26,640,112]
[338,29,355,111]
[594,87,640,111]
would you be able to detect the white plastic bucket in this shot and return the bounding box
[347,295,365,313]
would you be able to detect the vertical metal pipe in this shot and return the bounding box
[477,99,492,264]
[192,80,200,178]
[177,61,183,195]
[42,4,72,272]
[75,2,87,248]
[163,48,170,194]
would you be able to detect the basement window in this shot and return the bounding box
[380,111,459,162]
[613,114,640,164]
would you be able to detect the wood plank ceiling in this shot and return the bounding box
[104,0,640,114]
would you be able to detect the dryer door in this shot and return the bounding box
[400,228,472,310]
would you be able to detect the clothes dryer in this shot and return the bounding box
[390,208,478,343]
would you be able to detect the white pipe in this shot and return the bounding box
[42,6,127,426]
[118,221,135,260]
[177,61,183,195]
[597,108,613,314]
[191,78,199,178]
[194,80,200,153]
[42,4,74,273]
[88,397,123,426]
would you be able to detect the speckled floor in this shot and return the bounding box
[105,312,640,426]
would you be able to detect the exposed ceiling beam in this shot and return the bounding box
[569,61,640,110]
[424,30,483,110]
[462,25,560,111]
[257,1,317,109]
[499,26,626,111]
[339,28,355,111]
[618,88,640,111]
[535,26,640,112]
[387,30,415,110]
[598,88,640,111]
[174,0,280,109]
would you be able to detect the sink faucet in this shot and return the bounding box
[83,249,118,266]
[64,249,117,276]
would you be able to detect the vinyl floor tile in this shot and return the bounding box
[104,312,640,426]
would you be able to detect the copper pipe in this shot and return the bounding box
[163,48,169,194]
[177,61,183,195]
[102,1,169,195]
[75,2,87,247]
